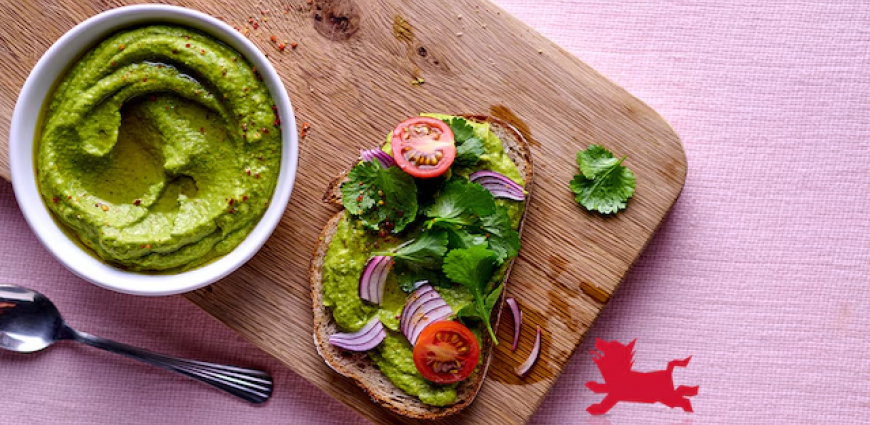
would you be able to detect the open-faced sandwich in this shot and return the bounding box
[310,114,533,418]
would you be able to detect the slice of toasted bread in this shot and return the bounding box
[310,115,534,419]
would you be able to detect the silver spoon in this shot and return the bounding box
[0,284,272,404]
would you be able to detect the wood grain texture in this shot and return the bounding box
[0,1,686,424]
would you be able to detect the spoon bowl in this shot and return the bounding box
[0,285,61,353]
[0,284,272,403]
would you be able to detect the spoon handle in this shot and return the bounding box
[61,325,272,404]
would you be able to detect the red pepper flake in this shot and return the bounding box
[118,44,126,50]
[246,169,251,175]
[252,22,259,30]
[290,42,298,49]
[200,49,206,55]
[277,43,286,51]
[270,35,277,43]
[273,118,281,126]
[356,195,363,202]
[145,244,151,249]
[228,198,235,205]
[52,196,58,204]
[110,62,116,67]
[143,77,148,82]
[242,195,249,201]
[67,196,71,200]
[252,66,257,73]
[186,43,191,48]
[301,122,312,130]
[255,173,261,179]
[184,35,190,40]
[133,199,141,206]
[95,203,99,208]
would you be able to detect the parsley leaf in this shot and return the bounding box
[480,205,521,263]
[341,161,418,232]
[444,117,484,167]
[443,245,500,343]
[570,145,636,215]
[425,179,495,227]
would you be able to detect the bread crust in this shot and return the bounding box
[310,116,534,419]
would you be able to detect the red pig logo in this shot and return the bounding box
[586,339,698,415]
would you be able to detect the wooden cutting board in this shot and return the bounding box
[0,0,686,423]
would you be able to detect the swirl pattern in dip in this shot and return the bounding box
[38,25,281,271]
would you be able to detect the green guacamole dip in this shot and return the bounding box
[38,25,280,271]
[321,116,525,406]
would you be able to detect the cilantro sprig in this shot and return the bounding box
[424,179,495,227]
[570,145,636,215]
[424,179,520,263]
[443,245,501,343]
[376,230,448,271]
[444,117,484,167]
[341,161,418,233]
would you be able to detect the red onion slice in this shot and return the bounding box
[506,297,522,351]
[401,285,453,345]
[359,256,392,305]
[515,325,541,377]
[469,170,525,201]
[360,149,396,169]
[328,317,386,351]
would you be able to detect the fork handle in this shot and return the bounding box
[61,325,272,404]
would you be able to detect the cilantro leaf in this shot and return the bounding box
[436,223,488,250]
[341,161,379,214]
[396,268,447,292]
[445,117,476,141]
[484,283,504,314]
[385,230,448,270]
[480,205,521,263]
[341,161,418,232]
[455,137,485,167]
[425,179,495,226]
[443,245,500,343]
[577,144,622,179]
[444,117,483,167]
[376,230,449,292]
[570,145,636,215]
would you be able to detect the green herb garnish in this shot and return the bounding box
[570,144,636,215]
[444,117,484,166]
[341,161,418,233]
[443,245,501,343]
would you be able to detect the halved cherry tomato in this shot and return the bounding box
[412,321,480,384]
[390,117,456,179]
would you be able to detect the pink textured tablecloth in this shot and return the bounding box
[3,1,869,423]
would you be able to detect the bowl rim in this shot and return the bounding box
[8,4,299,296]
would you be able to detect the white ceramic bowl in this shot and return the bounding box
[9,5,298,296]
